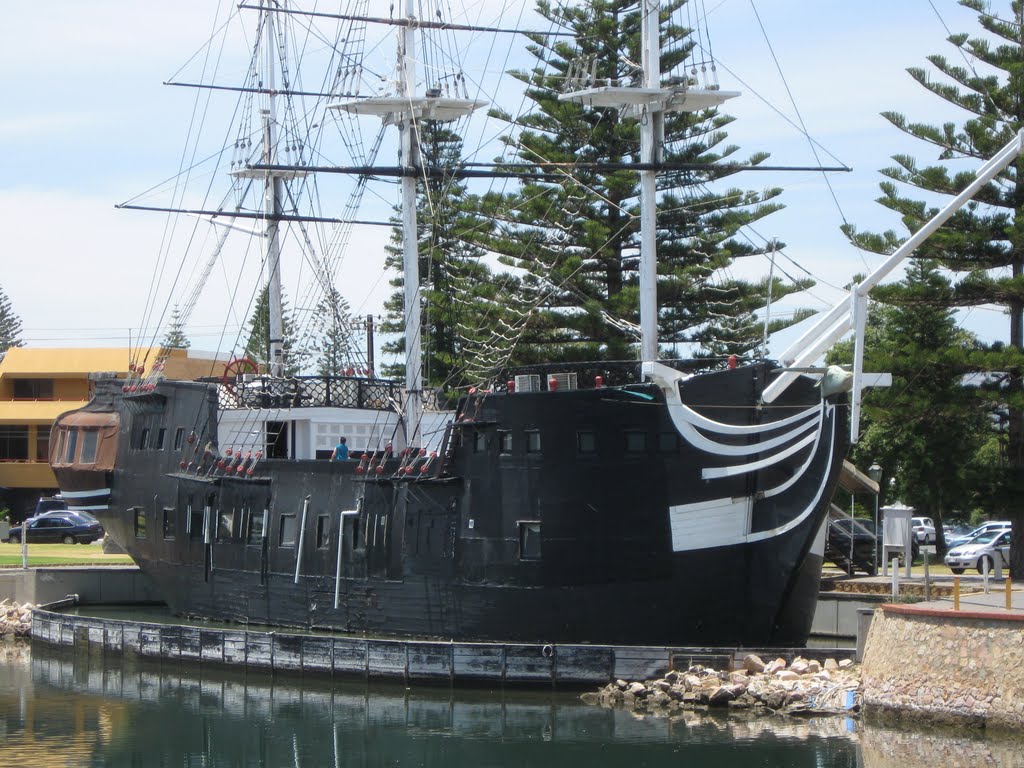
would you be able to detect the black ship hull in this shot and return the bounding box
[52,362,847,647]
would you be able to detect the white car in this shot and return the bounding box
[944,530,1012,575]
[911,516,936,544]
[947,521,1012,549]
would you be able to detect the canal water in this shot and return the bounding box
[0,640,1018,767]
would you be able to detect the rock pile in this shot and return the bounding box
[581,654,861,717]
[0,599,33,637]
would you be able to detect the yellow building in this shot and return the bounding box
[0,347,221,521]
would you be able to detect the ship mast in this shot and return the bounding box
[560,0,738,363]
[263,5,286,378]
[230,2,305,377]
[330,1,486,447]
[398,0,423,445]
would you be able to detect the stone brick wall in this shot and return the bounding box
[860,604,1024,729]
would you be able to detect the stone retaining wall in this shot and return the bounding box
[860,604,1024,729]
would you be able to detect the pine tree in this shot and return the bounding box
[832,262,989,554]
[0,284,24,358]
[312,287,358,377]
[161,306,191,350]
[244,286,302,376]
[381,122,517,389]
[843,0,1024,575]
[475,0,810,363]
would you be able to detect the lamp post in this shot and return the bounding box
[868,462,883,571]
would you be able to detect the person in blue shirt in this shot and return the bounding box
[332,437,349,461]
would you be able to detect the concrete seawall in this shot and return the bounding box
[860,603,1024,729]
[0,567,161,606]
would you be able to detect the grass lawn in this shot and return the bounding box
[0,542,135,568]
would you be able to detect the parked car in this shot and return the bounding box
[911,516,936,544]
[33,495,68,516]
[7,511,105,545]
[946,521,1012,550]
[944,529,1012,575]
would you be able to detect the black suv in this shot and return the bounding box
[7,510,105,545]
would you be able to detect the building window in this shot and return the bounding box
[279,514,297,548]
[155,428,167,450]
[316,515,331,549]
[525,430,542,453]
[248,508,267,544]
[577,431,596,455]
[173,427,185,451]
[138,428,150,451]
[498,430,512,454]
[13,379,53,400]
[625,431,647,454]
[163,507,175,539]
[134,508,146,539]
[218,508,235,541]
[658,432,679,453]
[518,521,541,560]
[0,426,29,461]
[474,430,487,453]
[79,430,99,464]
[36,431,50,462]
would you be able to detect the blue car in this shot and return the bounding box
[7,511,105,545]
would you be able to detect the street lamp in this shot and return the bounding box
[868,462,883,570]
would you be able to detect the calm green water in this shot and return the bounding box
[0,642,1016,767]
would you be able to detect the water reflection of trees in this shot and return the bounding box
[0,644,1016,766]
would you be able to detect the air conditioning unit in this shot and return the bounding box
[548,372,578,391]
[514,374,542,393]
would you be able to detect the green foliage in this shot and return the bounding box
[845,1,1024,573]
[311,287,359,378]
[474,0,809,363]
[0,284,24,356]
[830,262,989,545]
[381,122,519,388]
[244,286,302,376]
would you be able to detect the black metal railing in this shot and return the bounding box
[205,375,404,412]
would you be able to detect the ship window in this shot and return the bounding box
[155,428,166,450]
[64,429,79,463]
[162,507,175,539]
[498,430,512,454]
[316,515,330,549]
[173,427,185,451]
[279,514,297,547]
[188,502,204,540]
[525,430,542,453]
[138,428,150,450]
[625,431,647,454]
[345,514,362,552]
[218,508,235,540]
[519,521,541,560]
[658,432,679,453]
[577,431,596,455]
[52,430,66,464]
[474,430,487,452]
[134,508,146,538]
[248,508,267,544]
[79,430,99,464]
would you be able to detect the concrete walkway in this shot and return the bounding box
[843,572,1024,616]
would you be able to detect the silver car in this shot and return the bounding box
[944,529,1011,575]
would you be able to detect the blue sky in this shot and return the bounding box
[1,0,1004,363]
